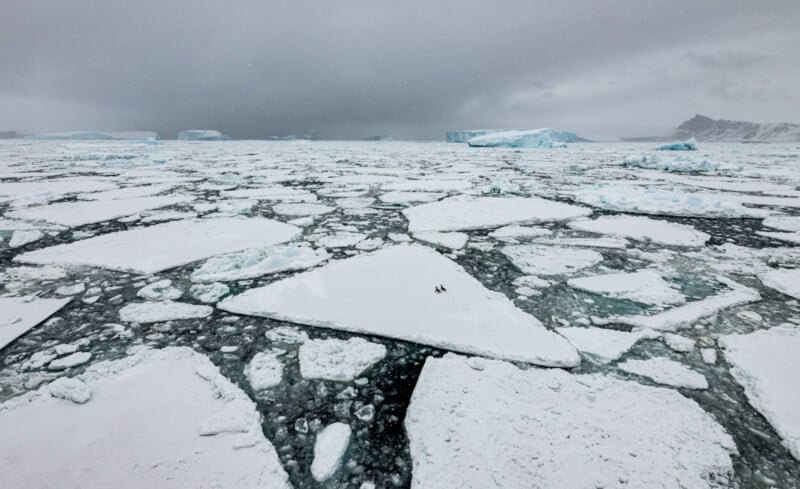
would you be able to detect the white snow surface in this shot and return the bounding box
[17,217,300,274]
[7,195,192,227]
[0,346,291,489]
[0,296,71,351]
[299,338,386,381]
[569,215,709,247]
[556,326,658,363]
[502,244,603,276]
[220,245,580,367]
[567,270,685,306]
[403,195,590,233]
[405,353,736,489]
[191,244,329,282]
[618,357,708,389]
[720,325,800,460]
[759,268,800,299]
[311,423,352,482]
[119,301,213,323]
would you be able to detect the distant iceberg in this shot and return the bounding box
[177,130,230,141]
[622,154,719,172]
[446,129,510,143]
[657,138,697,151]
[26,131,158,141]
[467,128,577,148]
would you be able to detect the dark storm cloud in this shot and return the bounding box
[1,0,799,139]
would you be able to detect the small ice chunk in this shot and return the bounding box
[9,230,43,248]
[190,283,230,303]
[665,333,695,353]
[311,423,352,482]
[48,352,92,370]
[265,326,309,344]
[701,348,717,364]
[55,343,79,356]
[488,225,551,239]
[317,232,366,248]
[48,377,92,404]
[502,244,602,276]
[55,283,86,296]
[119,301,213,323]
[244,351,284,391]
[618,357,708,389]
[299,338,386,381]
[137,280,182,301]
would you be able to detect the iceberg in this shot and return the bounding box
[622,154,718,172]
[445,129,508,143]
[467,128,577,148]
[177,130,231,141]
[25,131,158,140]
[657,138,698,151]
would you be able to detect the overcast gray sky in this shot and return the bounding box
[1,0,799,139]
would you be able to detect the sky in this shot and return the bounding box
[1,0,799,140]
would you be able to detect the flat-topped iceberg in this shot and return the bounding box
[25,131,158,140]
[177,130,231,141]
[445,129,508,143]
[467,128,577,148]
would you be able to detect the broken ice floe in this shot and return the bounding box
[299,338,386,381]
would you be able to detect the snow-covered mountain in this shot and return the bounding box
[672,115,800,142]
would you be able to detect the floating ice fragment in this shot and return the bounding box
[299,338,386,381]
[618,357,708,389]
[119,301,213,323]
[311,423,352,482]
[48,377,92,404]
[9,230,43,248]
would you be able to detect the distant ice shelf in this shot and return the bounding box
[177,130,231,141]
[25,131,158,140]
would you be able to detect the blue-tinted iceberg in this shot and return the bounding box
[446,130,509,143]
[657,138,698,151]
[26,131,157,140]
[623,154,719,172]
[467,128,577,148]
[177,130,231,141]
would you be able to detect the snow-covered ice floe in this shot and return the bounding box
[759,268,800,299]
[556,326,659,364]
[0,296,72,351]
[0,347,290,488]
[567,269,685,307]
[16,217,300,274]
[299,337,386,381]
[467,128,577,148]
[720,325,800,460]
[118,301,213,323]
[311,422,352,482]
[502,244,603,276]
[191,244,329,282]
[572,184,767,218]
[569,215,709,247]
[403,195,590,233]
[220,245,579,367]
[405,353,736,488]
[609,277,760,331]
[618,357,708,389]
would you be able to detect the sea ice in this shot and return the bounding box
[759,268,800,299]
[623,154,718,172]
[502,244,603,276]
[488,225,551,239]
[405,353,735,488]
[17,217,300,274]
[378,191,444,204]
[720,325,800,459]
[47,377,92,404]
[0,296,71,351]
[118,302,213,323]
[311,423,352,482]
[618,357,708,389]
[412,231,468,249]
[299,338,386,381]
[569,215,709,247]
[664,333,696,353]
[272,203,335,216]
[403,195,590,233]
[762,215,800,232]
[137,279,183,301]
[189,283,230,303]
[572,184,767,218]
[222,185,317,202]
[7,195,192,227]
[555,326,658,363]
[48,351,92,370]
[244,350,284,391]
[8,229,43,248]
[0,347,291,488]
[609,277,760,331]
[467,128,577,148]
[219,245,580,367]
[567,270,685,306]
[191,244,329,282]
